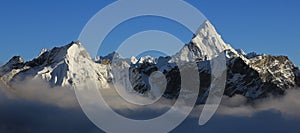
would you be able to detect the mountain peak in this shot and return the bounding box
[65,41,91,59]
[65,40,83,48]
[0,56,24,76]
[1,41,107,87]
[172,21,238,62]
[0,32,299,101]
[191,20,236,59]
[102,51,121,60]
[95,51,122,64]
[196,20,217,36]
[23,41,91,69]
[137,56,156,64]
[2,56,24,69]
[8,56,24,65]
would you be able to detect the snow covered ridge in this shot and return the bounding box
[0,21,299,101]
[0,41,112,89]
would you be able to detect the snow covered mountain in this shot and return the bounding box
[171,20,239,62]
[127,21,300,101]
[0,41,112,89]
[1,21,299,102]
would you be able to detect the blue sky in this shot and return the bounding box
[0,0,299,65]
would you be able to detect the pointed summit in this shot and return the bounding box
[0,56,24,76]
[102,51,121,61]
[196,20,219,36]
[0,41,101,87]
[191,20,237,59]
[172,20,238,62]
[7,56,24,65]
[28,41,91,67]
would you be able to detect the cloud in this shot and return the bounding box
[1,78,300,133]
[173,110,300,133]
[0,79,103,133]
[216,89,300,118]
[9,77,78,108]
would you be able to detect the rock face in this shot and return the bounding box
[0,56,25,76]
[225,55,298,99]
[125,20,300,101]
[0,21,299,102]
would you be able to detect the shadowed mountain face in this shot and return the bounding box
[0,21,299,102]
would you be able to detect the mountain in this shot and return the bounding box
[0,41,112,89]
[128,20,300,101]
[171,20,239,62]
[1,21,299,102]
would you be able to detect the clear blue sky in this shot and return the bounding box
[0,0,299,65]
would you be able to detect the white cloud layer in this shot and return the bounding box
[1,78,300,133]
[217,89,300,118]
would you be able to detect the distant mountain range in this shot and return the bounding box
[1,21,299,102]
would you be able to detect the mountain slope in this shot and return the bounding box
[0,21,299,102]
[171,20,239,63]
[0,41,112,89]
[125,21,300,101]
